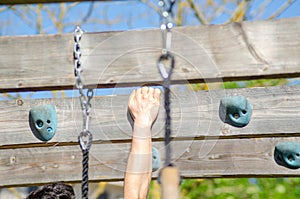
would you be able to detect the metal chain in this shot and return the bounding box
[157,0,175,167]
[73,26,93,199]
[158,0,175,55]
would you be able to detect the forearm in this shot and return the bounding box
[124,124,152,199]
[125,87,160,199]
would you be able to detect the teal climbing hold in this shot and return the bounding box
[219,96,252,128]
[29,105,57,141]
[152,147,161,172]
[274,142,300,169]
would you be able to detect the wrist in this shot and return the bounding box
[132,124,151,138]
[134,118,152,128]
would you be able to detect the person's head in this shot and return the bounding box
[26,182,75,199]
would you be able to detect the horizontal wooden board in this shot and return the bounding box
[1,85,300,148]
[1,17,300,92]
[2,137,300,187]
[0,0,113,5]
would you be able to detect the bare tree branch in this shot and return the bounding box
[186,0,208,25]
[3,0,299,36]
[139,0,160,14]
[250,0,272,19]
[268,0,296,19]
[11,5,36,30]
[36,4,43,34]
[227,0,248,23]
[176,0,185,26]
[57,3,66,33]
[82,1,95,24]
[0,6,10,12]
[206,1,229,23]
[8,188,23,199]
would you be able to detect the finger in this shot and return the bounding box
[136,87,142,95]
[141,86,149,95]
[148,87,154,95]
[153,88,161,100]
[148,87,155,102]
[141,86,149,99]
[153,88,161,105]
[135,87,142,101]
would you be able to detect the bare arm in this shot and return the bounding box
[124,87,161,199]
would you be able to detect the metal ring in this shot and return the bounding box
[73,44,81,59]
[75,77,84,89]
[74,26,83,42]
[74,60,82,76]
[157,53,175,80]
[87,89,94,98]
[78,130,93,151]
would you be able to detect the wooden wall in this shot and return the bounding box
[0,17,300,187]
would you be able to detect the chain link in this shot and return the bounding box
[74,26,94,135]
[73,26,93,199]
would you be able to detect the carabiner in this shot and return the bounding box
[158,53,175,80]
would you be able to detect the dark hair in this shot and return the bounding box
[26,182,75,199]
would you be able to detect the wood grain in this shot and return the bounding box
[2,137,300,187]
[1,15,300,187]
[1,85,300,148]
[0,17,300,92]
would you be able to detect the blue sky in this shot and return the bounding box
[0,0,300,36]
[257,0,300,18]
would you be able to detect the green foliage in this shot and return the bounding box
[149,178,300,198]
[179,178,300,199]
[223,79,288,89]
[190,79,289,92]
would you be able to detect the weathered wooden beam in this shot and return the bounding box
[1,85,300,148]
[1,137,300,187]
[0,0,117,5]
[1,17,300,92]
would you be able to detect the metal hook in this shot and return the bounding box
[158,53,175,80]
[78,130,93,151]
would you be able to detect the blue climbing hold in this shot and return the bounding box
[152,146,161,172]
[219,96,252,128]
[29,105,57,141]
[274,142,300,169]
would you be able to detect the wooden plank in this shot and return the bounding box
[1,17,300,92]
[1,85,300,148]
[2,137,300,187]
[0,0,114,5]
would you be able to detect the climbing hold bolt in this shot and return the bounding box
[274,142,300,169]
[219,96,252,128]
[152,146,161,172]
[29,105,57,141]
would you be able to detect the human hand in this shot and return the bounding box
[128,87,161,128]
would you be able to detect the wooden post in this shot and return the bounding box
[160,166,180,199]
